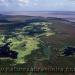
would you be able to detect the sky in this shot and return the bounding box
[0,0,75,11]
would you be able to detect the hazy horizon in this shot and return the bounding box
[0,11,75,22]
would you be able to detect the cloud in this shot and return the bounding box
[18,0,29,3]
[16,0,30,7]
[0,0,9,6]
[0,0,5,2]
[0,0,75,11]
[0,0,30,5]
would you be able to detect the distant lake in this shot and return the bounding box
[2,11,75,22]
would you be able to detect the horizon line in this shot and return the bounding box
[0,10,75,12]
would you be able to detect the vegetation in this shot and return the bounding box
[0,22,55,64]
[0,16,75,69]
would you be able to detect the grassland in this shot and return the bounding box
[0,35,4,45]
[7,36,40,63]
[0,22,55,64]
